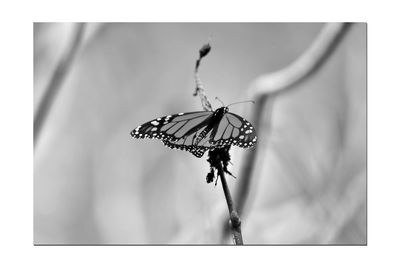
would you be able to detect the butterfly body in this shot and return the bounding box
[194,107,228,145]
[131,106,257,158]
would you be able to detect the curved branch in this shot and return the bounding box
[250,23,350,97]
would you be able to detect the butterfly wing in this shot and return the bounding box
[131,111,213,156]
[162,125,216,157]
[163,121,217,158]
[131,110,257,157]
[209,112,257,148]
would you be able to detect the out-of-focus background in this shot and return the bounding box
[34,23,366,244]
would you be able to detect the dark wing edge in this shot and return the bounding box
[162,140,208,158]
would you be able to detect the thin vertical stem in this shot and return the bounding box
[193,43,243,244]
[193,43,212,111]
[216,160,243,245]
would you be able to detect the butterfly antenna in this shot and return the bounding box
[227,100,255,108]
[215,97,225,107]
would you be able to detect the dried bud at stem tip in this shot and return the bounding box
[199,43,211,58]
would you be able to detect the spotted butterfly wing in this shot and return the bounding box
[209,112,257,148]
[131,107,257,157]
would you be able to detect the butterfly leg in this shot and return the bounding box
[214,173,219,186]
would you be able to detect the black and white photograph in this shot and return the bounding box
[4,0,400,266]
[34,22,366,245]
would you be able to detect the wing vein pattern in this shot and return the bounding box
[131,108,257,158]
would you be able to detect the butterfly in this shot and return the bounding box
[130,103,257,158]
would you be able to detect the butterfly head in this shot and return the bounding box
[214,106,229,118]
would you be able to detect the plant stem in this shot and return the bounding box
[216,159,243,245]
[193,43,212,111]
[193,43,243,244]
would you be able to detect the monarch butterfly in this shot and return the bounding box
[130,104,257,158]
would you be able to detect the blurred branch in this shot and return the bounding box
[221,23,351,241]
[34,23,86,146]
[249,23,350,97]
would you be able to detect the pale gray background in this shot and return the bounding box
[34,23,366,244]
